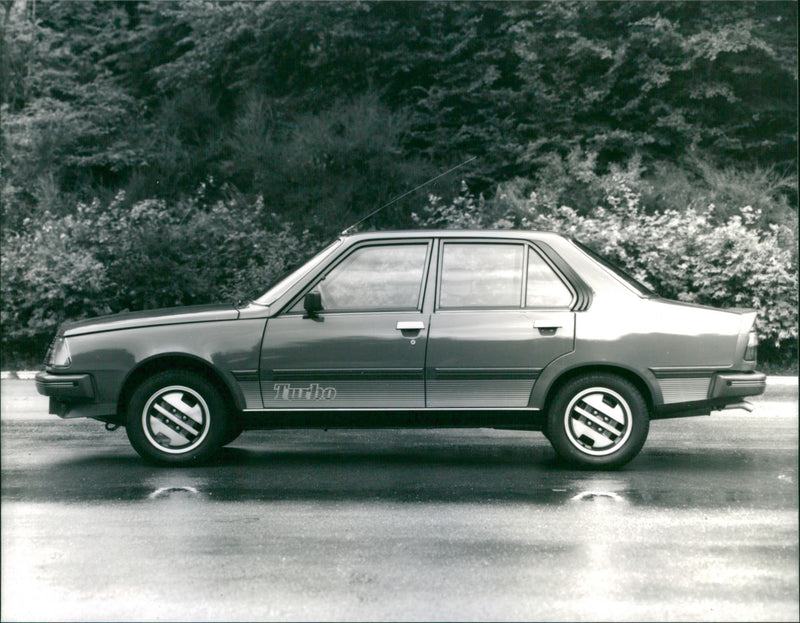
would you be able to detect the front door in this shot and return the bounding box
[426,240,576,408]
[260,241,432,410]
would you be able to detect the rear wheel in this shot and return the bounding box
[126,370,229,465]
[546,373,649,469]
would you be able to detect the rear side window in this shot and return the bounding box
[572,239,655,297]
[527,250,573,307]
[438,241,574,309]
[439,243,524,308]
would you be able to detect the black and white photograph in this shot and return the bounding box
[1,1,797,620]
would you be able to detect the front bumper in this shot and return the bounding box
[35,371,95,400]
[35,371,115,420]
[709,371,767,400]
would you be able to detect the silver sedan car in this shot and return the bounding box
[36,230,766,468]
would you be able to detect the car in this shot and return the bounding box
[36,230,766,468]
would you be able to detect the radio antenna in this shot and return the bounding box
[340,155,477,236]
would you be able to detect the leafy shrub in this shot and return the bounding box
[644,157,798,232]
[411,181,487,230]
[0,188,315,367]
[226,92,430,236]
[1,215,109,366]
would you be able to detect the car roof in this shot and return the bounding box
[341,230,568,244]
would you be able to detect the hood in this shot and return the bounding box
[62,303,239,337]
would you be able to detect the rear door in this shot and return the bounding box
[425,239,575,408]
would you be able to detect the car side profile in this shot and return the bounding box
[36,230,766,468]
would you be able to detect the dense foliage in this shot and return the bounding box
[1,0,797,368]
[1,188,318,362]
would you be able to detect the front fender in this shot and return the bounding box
[58,318,267,414]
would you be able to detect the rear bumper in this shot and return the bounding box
[709,371,767,400]
[653,371,767,419]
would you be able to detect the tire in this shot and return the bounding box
[545,373,649,469]
[125,370,229,465]
[221,419,244,446]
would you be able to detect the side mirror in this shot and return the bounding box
[303,290,323,317]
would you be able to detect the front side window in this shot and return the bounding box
[439,243,524,308]
[255,239,343,306]
[311,243,429,312]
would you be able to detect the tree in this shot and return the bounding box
[1,0,146,228]
[510,1,797,173]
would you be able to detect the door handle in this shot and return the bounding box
[534,320,562,329]
[396,321,425,331]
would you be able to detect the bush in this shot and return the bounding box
[226,92,431,236]
[644,157,798,232]
[1,215,109,367]
[0,188,316,367]
[411,181,487,230]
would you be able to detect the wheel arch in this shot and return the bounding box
[540,364,655,417]
[117,354,242,421]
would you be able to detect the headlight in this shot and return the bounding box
[45,336,72,368]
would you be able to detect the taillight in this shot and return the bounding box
[43,337,57,365]
[744,330,758,362]
[45,336,72,368]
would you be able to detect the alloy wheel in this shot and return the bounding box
[141,385,211,454]
[563,386,633,456]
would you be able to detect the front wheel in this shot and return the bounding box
[126,370,229,465]
[221,419,244,446]
[545,374,649,469]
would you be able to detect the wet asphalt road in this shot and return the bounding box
[1,379,798,621]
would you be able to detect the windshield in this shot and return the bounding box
[253,239,343,306]
[572,239,657,297]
